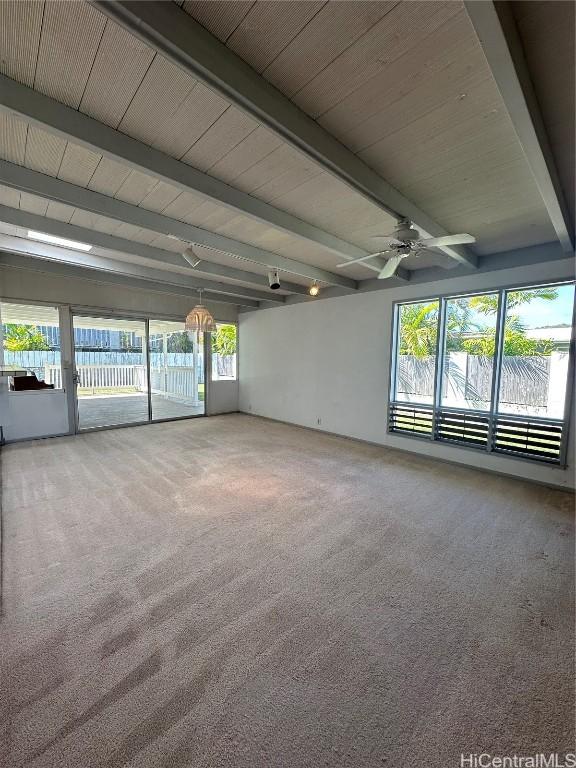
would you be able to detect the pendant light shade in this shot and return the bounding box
[185,289,216,333]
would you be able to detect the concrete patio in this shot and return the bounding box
[77,393,204,429]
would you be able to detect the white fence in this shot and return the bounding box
[44,364,63,389]
[44,364,147,392]
[149,366,199,402]
[44,363,199,403]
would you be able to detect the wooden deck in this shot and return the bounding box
[77,393,204,429]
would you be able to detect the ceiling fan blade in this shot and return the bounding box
[371,235,402,246]
[336,251,392,268]
[420,233,476,248]
[378,255,404,279]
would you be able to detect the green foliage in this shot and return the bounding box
[398,302,438,357]
[211,324,237,356]
[462,330,554,357]
[119,330,142,351]
[468,288,558,316]
[3,324,50,351]
[398,289,557,358]
[169,332,195,353]
[445,299,481,351]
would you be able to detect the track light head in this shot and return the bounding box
[182,246,202,269]
[268,269,281,290]
[309,282,320,297]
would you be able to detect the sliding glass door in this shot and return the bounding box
[148,320,204,420]
[72,314,206,431]
[73,315,149,430]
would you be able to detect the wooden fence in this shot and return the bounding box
[397,353,553,407]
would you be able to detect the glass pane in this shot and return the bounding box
[149,320,204,420]
[1,302,62,388]
[211,323,237,381]
[74,316,149,429]
[441,293,498,411]
[394,300,439,405]
[497,284,575,419]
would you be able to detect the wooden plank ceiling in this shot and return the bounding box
[511,0,575,231]
[0,0,567,286]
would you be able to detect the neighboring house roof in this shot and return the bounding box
[526,326,571,343]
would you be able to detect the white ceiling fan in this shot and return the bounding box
[336,220,476,279]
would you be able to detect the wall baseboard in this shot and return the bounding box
[238,411,575,493]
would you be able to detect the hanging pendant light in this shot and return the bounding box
[185,288,216,333]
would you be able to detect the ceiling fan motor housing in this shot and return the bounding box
[395,222,420,241]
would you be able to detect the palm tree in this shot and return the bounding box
[398,289,557,358]
[398,302,439,357]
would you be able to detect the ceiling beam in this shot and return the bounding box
[392,240,574,286]
[0,204,309,297]
[464,0,574,253]
[0,160,356,290]
[264,241,574,308]
[90,0,477,270]
[0,240,263,308]
[0,73,378,271]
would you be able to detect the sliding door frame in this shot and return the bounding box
[71,309,150,433]
[70,309,209,434]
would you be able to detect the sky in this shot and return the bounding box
[515,284,575,328]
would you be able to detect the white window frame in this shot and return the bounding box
[388,280,576,466]
[210,321,238,382]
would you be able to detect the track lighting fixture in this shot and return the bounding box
[309,282,320,297]
[182,246,202,269]
[268,269,281,290]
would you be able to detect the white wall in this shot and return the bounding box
[207,380,239,415]
[2,390,69,441]
[239,259,576,489]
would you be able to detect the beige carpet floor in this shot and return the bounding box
[0,414,574,768]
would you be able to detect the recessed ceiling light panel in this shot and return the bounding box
[27,230,92,252]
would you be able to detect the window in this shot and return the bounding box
[389,282,575,464]
[211,323,237,381]
[497,285,574,419]
[395,300,439,405]
[440,293,498,412]
[0,301,63,389]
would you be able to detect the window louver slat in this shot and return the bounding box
[436,410,490,448]
[389,404,433,436]
[492,417,563,462]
